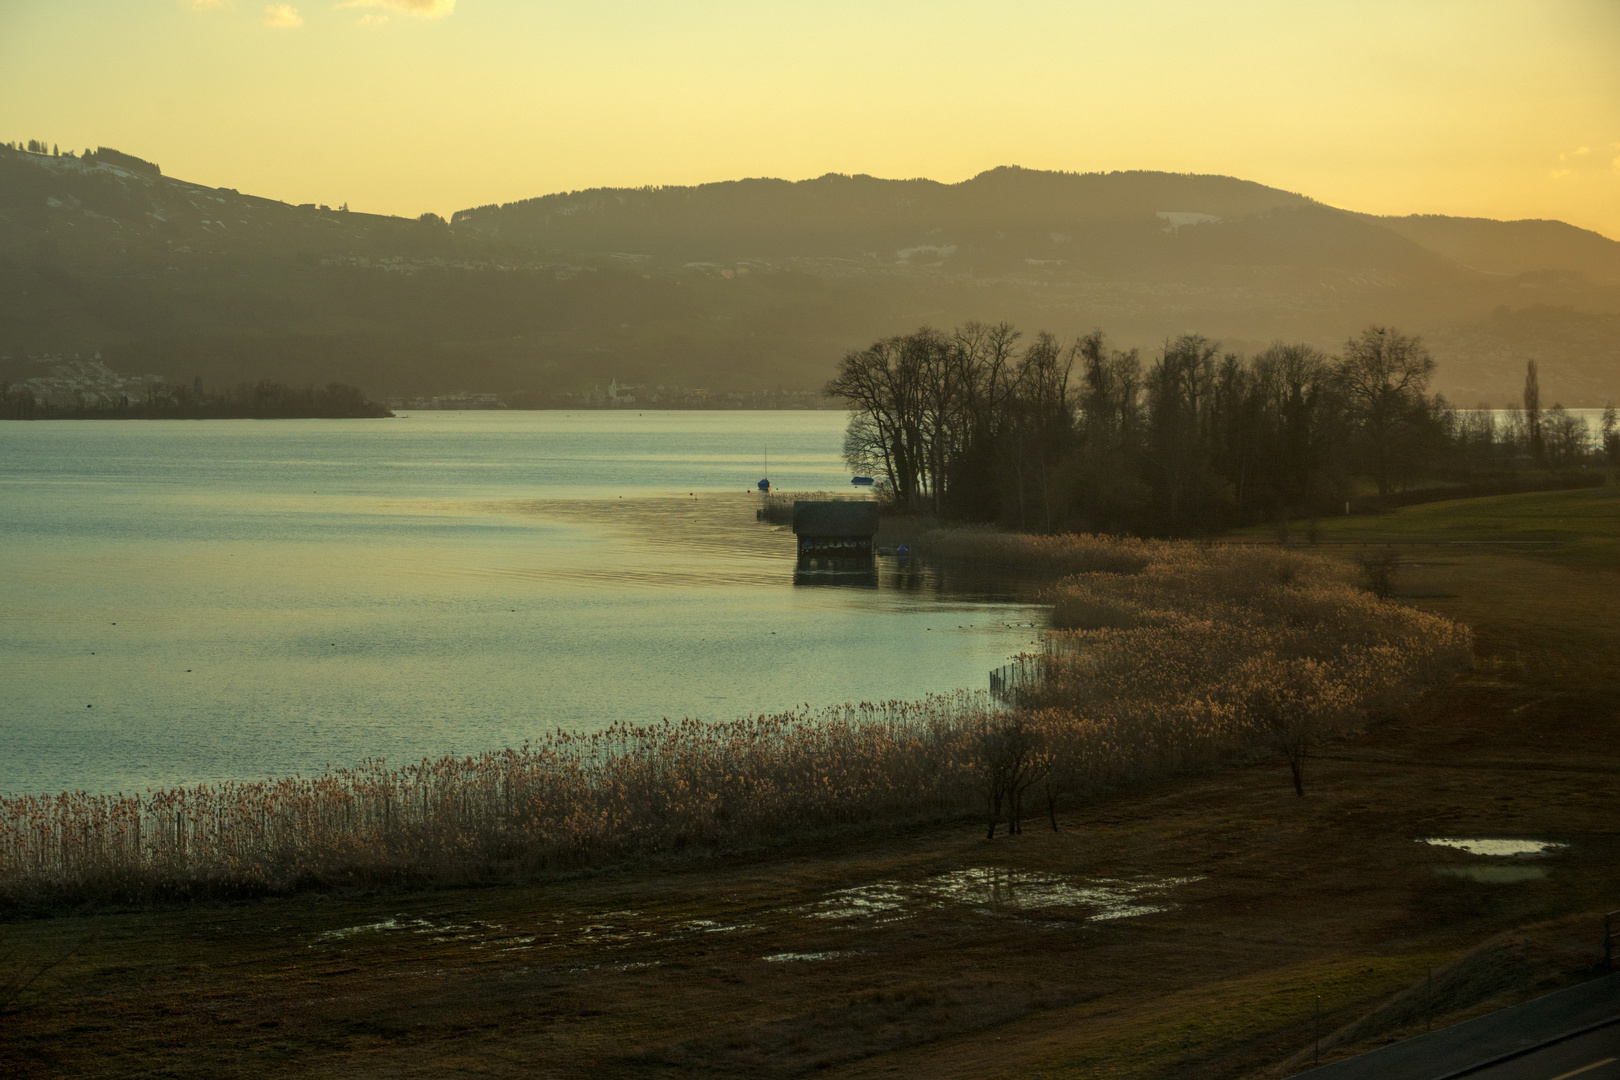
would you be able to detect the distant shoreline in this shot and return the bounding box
[0,405,854,419]
[0,408,395,421]
[0,380,394,421]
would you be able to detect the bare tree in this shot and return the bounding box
[1357,547,1401,599]
[1145,334,1222,530]
[828,337,914,503]
[977,714,1049,838]
[1246,660,1345,796]
[1005,332,1077,531]
[1336,327,1437,496]
[1543,405,1589,470]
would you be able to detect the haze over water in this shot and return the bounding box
[1,411,1042,797]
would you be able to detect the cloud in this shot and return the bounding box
[263,4,303,26]
[357,12,389,24]
[1549,144,1616,181]
[337,0,455,17]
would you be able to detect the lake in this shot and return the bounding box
[0,411,1044,797]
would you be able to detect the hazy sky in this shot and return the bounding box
[3,0,1618,237]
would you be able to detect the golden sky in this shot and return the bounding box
[3,0,1618,237]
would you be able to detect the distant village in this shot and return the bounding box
[0,355,168,409]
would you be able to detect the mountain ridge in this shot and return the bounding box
[3,146,1617,406]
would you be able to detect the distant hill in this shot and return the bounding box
[1376,215,1620,285]
[3,146,1617,406]
[453,168,1469,288]
[453,169,1320,266]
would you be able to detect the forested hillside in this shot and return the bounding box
[2,145,1617,406]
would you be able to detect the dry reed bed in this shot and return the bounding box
[1018,540,1471,803]
[915,526,1154,575]
[0,535,1470,910]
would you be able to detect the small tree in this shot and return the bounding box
[977,713,1049,838]
[1245,658,1346,796]
[1027,708,1085,832]
[1357,547,1400,599]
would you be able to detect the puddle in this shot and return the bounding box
[316,915,536,950]
[808,884,910,922]
[763,951,857,963]
[498,937,539,951]
[1420,838,1566,857]
[926,868,1199,919]
[1438,866,1549,884]
[678,919,755,934]
[318,916,485,940]
[317,869,1196,959]
[576,922,656,946]
[319,909,756,956]
[319,917,414,940]
[800,869,1198,926]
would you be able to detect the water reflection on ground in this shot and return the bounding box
[1420,838,1565,857]
[1422,837,1564,885]
[803,869,1200,926]
[308,869,1199,962]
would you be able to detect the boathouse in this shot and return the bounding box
[792,500,879,556]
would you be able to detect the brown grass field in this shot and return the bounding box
[2,487,1618,1078]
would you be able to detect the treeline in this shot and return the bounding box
[829,322,1618,534]
[5,142,159,174]
[0,380,393,420]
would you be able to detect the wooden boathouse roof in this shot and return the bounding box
[791,500,879,538]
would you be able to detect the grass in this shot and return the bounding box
[1251,484,1620,568]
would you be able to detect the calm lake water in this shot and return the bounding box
[1,412,1044,797]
